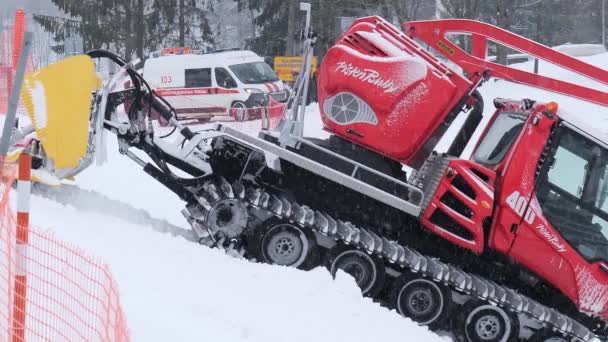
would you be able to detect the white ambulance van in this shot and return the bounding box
[142,49,288,122]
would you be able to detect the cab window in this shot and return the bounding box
[215,68,237,88]
[473,112,527,165]
[185,68,211,88]
[536,126,608,262]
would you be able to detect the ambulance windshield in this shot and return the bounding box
[230,62,279,84]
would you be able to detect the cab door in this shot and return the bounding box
[508,124,608,315]
[478,108,578,299]
[214,67,239,115]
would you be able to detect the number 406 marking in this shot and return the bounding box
[506,191,536,224]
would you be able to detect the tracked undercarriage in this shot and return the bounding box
[167,126,602,342]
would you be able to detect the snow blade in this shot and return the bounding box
[20,55,100,169]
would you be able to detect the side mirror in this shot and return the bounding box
[222,79,236,89]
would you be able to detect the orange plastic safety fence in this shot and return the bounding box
[0,67,10,114]
[0,10,36,115]
[0,164,130,342]
[0,11,14,114]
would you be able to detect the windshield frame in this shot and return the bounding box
[229,61,279,84]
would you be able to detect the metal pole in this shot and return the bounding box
[295,2,312,134]
[0,32,33,161]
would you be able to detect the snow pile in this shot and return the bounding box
[552,43,607,57]
[16,192,445,342]
[442,52,608,158]
[480,52,608,129]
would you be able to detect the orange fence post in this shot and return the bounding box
[12,153,30,342]
[12,10,25,72]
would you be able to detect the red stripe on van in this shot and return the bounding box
[264,83,273,92]
[217,88,240,94]
[155,87,239,97]
[175,107,226,114]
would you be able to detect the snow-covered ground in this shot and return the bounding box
[17,192,444,342]
[9,113,444,340]
[7,51,608,341]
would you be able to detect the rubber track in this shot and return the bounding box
[194,177,597,342]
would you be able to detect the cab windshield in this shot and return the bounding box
[536,125,608,263]
[473,112,527,165]
[229,62,279,84]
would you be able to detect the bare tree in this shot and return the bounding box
[439,0,481,19]
[286,0,298,55]
[603,0,606,47]
[179,0,185,46]
[382,0,425,23]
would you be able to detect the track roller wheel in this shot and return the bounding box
[458,300,519,342]
[390,273,452,330]
[329,248,385,297]
[529,329,568,342]
[253,220,316,269]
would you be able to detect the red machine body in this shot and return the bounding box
[318,18,473,164]
[318,17,608,321]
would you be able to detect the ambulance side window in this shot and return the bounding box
[185,68,211,88]
[215,68,237,88]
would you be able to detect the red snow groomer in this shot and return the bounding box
[315,17,608,342]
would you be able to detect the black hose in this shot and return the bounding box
[86,49,188,180]
[86,49,144,95]
[86,49,128,67]
[159,127,177,139]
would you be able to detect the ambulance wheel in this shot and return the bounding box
[232,101,249,121]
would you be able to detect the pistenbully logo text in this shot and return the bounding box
[536,224,567,252]
[335,61,399,93]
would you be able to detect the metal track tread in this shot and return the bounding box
[189,176,598,342]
